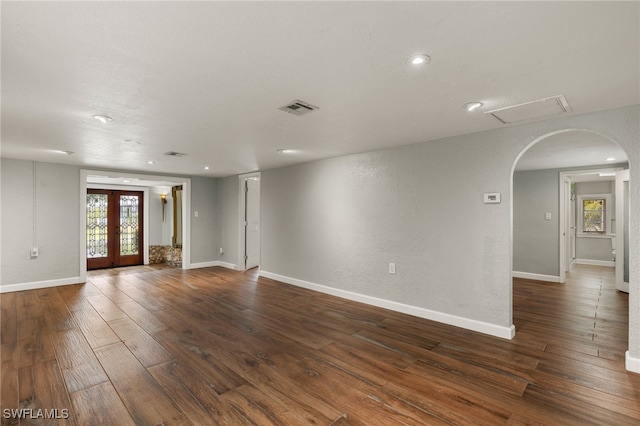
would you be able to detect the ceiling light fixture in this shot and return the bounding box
[93,115,113,124]
[277,149,294,154]
[55,150,74,155]
[464,102,483,112]
[409,54,430,65]
[147,161,155,165]
[606,157,616,162]
[599,172,616,177]
[203,166,210,170]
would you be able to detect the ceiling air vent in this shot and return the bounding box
[486,95,570,124]
[164,151,188,157]
[278,100,319,116]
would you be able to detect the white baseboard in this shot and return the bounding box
[512,271,563,283]
[574,259,615,267]
[626,351,640,374]
[189,261,219,269]
[189,261,241,271]
[217,261,241,271]
[259,270,515,340]
[0,276,83,293]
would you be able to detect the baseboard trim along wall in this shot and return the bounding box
[260,270,516,340]
[0,276,83,293]
[574,259,615,267]
[626,351,640,374]
[189,261,220,269]
[189,261,241,271]
[512,271,563,283]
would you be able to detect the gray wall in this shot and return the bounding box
[1,159,81,284]
[0,159,220,285]
[261,133,513,328]
[513,169,560,276]
[190,176,219,264]
[148,190,163,246]
[260,106,640,346]
[216,175,239,267]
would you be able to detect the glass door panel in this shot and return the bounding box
[87,189,143,270]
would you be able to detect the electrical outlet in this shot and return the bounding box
[389,263,396,274]
[219,247,224,255]
[30,247,39,258]
[194,211,199,218]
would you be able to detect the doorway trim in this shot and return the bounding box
[80,169,191,282]
[510,127,636,372]
[237,171,261,271]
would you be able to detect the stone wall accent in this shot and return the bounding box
[149,245,182,266]
[149,245,166,264]
[166,246,182,267]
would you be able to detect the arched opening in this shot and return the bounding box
[510,128,632,365]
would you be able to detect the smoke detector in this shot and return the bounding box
[278,100,319,116]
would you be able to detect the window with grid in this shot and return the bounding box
[582,198,606,233]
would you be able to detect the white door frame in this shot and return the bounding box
[237,172,261,270]
[615,169,630,293]
[80,169,191,282]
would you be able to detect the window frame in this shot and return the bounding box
[577,193,612,236]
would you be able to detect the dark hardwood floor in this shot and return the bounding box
[1,264,639,425]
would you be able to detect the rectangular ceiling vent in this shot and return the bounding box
[486,95,570,124]
[164,151,188,157]
[278,100,319,116]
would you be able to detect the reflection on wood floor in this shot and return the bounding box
[1,264,639,425]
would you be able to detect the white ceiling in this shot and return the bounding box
[2,2,638,177]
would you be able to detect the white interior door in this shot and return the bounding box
[615,169,630,293]
[244,177,261,269]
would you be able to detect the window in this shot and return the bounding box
[577,193,612,235]
[582,198,605,233]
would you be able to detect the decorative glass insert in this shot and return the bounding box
[87,194,108,258]
[120,195,140,255]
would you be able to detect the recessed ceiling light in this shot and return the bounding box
[277,149,294,154]
[55,150,74,155]
[147,161,155,165]
[409,54,430,65]
[203,166,210,170]
[606,157,616,162]
[464,102,483,112]
[93,115,113,124]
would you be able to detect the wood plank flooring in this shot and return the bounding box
[1,264,639,425]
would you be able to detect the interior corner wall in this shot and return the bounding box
[1,159,81,286]
[513,169,560,277]
[216,175,239,268]
[189,176,219,265]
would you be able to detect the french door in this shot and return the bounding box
[86,189,144,270]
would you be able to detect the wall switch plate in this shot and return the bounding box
[484,193,501,204]
[545,212,552,221]
[194,211,199,217]
[389,263,396,274]
[219,247,224,255]
[30,247,39,258]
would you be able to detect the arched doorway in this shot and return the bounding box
[510,128,633,368]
